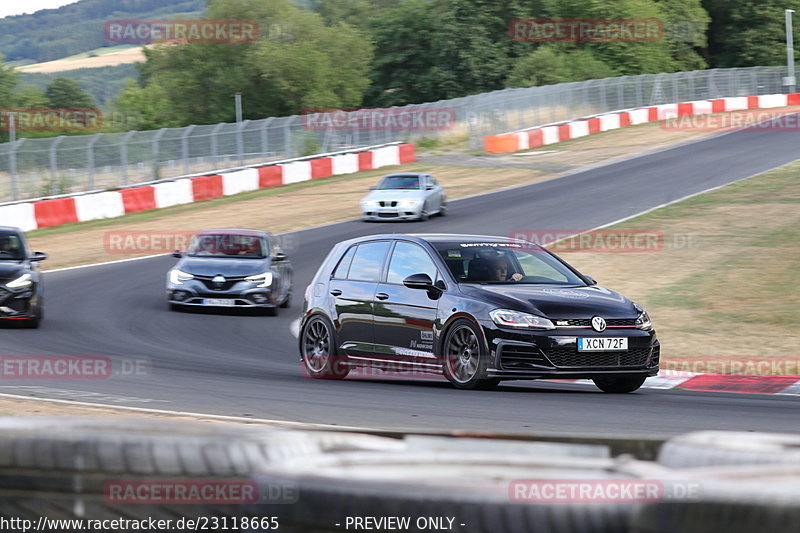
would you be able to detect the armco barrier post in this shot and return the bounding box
[121,131,135,186]
[87,135,100,191]
[151,128,167,183]
[182,125,195,175]
[9,139,20,201]
[49,136,64,196]
[210,122,224,170]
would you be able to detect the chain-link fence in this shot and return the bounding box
[0,66,789,203]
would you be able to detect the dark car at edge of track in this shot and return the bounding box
[299,233,659,392]
[0,226,47,328]
[167,229,293,315]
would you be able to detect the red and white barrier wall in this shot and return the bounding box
[0,143,416,232]
[484,93,800,153]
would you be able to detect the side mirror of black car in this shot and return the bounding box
[172,250,183,258]
[403,273,435,290]
[585,276,597,285]
[272,252,288,262]
[30,251,47,262]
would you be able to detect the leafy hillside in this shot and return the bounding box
[19,64,139,108]
[0,0,205,64]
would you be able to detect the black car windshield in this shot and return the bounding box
[0,232,24,260]
[187,234,267,259]
[434,242,586,285]
[377,175,420,190]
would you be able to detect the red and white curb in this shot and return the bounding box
[571,371,800,396]
[484,93,800,153]
[0,142,416,232]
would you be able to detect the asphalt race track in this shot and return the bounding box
[1,119,799,438]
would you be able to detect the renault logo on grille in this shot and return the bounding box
[591,316,607,332]
[212,275,226,289]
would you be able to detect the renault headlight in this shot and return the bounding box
[169,269,193,285]
[6,274,32,289]
[245,272,273,288]
[489,309,555,330]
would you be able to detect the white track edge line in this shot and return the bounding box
[0,392,377,431]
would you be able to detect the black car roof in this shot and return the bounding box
[0,226,23,236]
[196,229,270,237]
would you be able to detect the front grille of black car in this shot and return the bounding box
[192,275,247,292]
[0,297,28,314]
[0,287,10,305]
[649,344,660,367]
[498,344,549,369]
[546,346,652,368]
[554,318,638,327]
[379,201,398,207]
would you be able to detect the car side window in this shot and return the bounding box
[332,246,357,279]
[347,241,391,282]
[386,242,438,284]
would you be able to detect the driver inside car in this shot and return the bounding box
[492,256,523,282]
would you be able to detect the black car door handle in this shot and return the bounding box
[375,292,389,300]
[330,289,342,296]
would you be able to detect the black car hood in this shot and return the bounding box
[177,257,269,277]
[0,261,26,281]
[461,284,637,318]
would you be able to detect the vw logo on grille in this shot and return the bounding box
[591,316,607,332]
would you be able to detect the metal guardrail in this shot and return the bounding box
[0,66,789,202]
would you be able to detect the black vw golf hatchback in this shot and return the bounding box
[299,234,659,392]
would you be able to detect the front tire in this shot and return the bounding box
[418,203,429,222]
[442,319,499,390]
[593,375,647,393]
[280,293,291,308]
[301,315,350,379]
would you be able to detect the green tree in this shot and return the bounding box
[45,77,96,108]
[365,0,539,106]
[507,45,618,87]
[0,55,18,108]
[702,0,800,67]
[309,0,394,27]
[116,0,373,126]
[14,85,49,107]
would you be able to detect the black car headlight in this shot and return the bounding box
[5,274,32,289]
[245,272,273,288]
[635,310,652,331]
[489,309,555,330]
